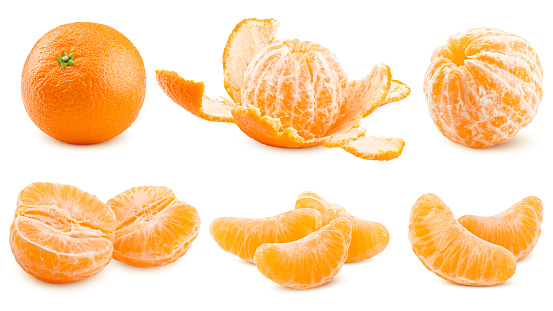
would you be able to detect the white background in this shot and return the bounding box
[1,0,551,310]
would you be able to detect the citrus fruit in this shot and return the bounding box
[424,27,543,148]
[9,182,116,283]
[106,186,200,267]
[295,191,389,263]
[156,18,410,160]
[458,196,543,260]
[409,193,516,286]
[21,22,146,144]
[210,209,322,263]
[254,217,352,289]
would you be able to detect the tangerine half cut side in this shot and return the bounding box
[9,182,116,283]
[107,186,201,267]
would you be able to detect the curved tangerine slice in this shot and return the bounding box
[156,70,236,123]
[295,191,389,263]
[409,193,516,286]
[223,18,279,104]
[209,209,322,263]
[458,196,543,260]
[254,217,352,289]
[107,186,201,267]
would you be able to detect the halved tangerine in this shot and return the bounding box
[156,18,410,160]
[210,209,322,263]
[409,193,516,286]
[9,182,116,283]
[295,191,389,263]
[458,196,543,260]
[107,186,200,267]
[254,217,352,289]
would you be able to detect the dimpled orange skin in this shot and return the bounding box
[424,28,542,148]
[21,22,146,144]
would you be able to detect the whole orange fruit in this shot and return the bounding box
[21,22,146,144]
[424,28,543,148]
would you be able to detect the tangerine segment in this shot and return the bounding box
[9,182,116,283]
[409,194,516,286]
[156,70,235,123]
[424,27,543,148]
[458,196,543,260]
[107,186,200,267]
[295,191,389,263]
[254,217,352,289]
[223,18,279,104]
[340,136,405,161]
[210,209,322,263]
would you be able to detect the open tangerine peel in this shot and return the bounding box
[156,18,410,160]
[107,186,201,267]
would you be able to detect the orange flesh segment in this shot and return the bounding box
[458,196,543,260]
[223,18,279,104]
[9,182,116,283]
[409,193,516,286]
[156,70,235,123]
[209,209,322,263]
[107,186,201,267]
[339,136,405,161]
[254,217,352,289]
[295,191,389,263]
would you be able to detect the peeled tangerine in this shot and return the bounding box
[156,18,410,160]
[9,182,116,283]
[424,28,543,148]
[295,191,389,263]
[106,186,200,267]
[409,194,516,286]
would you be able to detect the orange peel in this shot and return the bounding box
[156,18,410,160]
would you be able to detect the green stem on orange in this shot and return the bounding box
[55,51,75,69]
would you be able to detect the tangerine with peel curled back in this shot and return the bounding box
[9,182,116,283]
[459,196,543,260]
[295,191,389,263]
[107,186,200,267]
[156,18,410,160]
[210,209,322,263]
[424,28,543,148]
[409,193,516,286]
[254,217,352,289]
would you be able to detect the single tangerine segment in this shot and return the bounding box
[157,18,411,160]
[107,186,200,267]
[424,27,543,148]
[210,209,322,263]
[9,182,116,283]
[409,193,516,286]
[458,196,543,260]
[254,217,352,289]
[295,191,389,263]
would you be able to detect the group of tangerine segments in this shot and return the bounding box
[8,183,543,288]
[9,183,200,283]
[409,194,543,286]
[156,18,411,160]
[210,191,390,289]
